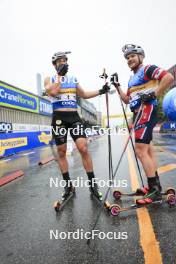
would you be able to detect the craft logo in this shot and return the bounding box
[38,132,52,145]
[0,137,27,156]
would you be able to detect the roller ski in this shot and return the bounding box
[113,186,149,201]
[53,184,75,212]
[113,186,174,201]
[109,187,176,217]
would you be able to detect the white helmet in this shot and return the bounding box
[52,51,71,65]
[122,44,145,59]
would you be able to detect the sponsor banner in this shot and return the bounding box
[39,98,53,116]
[39,125,51,132]
[0,136,28,156]
[0,122,13,133]
[161,122,176,131]
[0,82,39,113]
[0,131,52,157]
[12,123,39,132]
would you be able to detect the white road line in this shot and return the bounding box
[21,152,35,156]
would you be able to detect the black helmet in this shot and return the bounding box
[52,51,71,65]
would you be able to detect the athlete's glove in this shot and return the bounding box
[139,92,157,102]
[99,83,110,95]
[110,73,120,88]
[56,64,69,76]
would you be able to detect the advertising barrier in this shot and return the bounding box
[0,124,52,158]
[0,81,53,116]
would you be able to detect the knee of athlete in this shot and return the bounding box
[57,148,67,159]
[78,144,89,156]
[135,147,147,160]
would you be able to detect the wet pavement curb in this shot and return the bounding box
[0,170,24,187]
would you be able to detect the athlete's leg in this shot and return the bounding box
[70,119,101,198]
[56,143,69,173]
[135,142,156,178]
[75,137,93,171]
[148,142,158,171]
[148,142,162,190]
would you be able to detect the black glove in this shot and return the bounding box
[99,83,110,95]
[110,73,120,88]
[139,92,156,102]
[56,64,69,76]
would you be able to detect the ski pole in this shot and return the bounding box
[110,72,144,187]
[87,103,144,245]
[99,69,113,182]
[116,88,144,187]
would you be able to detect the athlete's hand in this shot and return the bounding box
[139,92,157,102]
[110,73,120,88]
[56,64,69,76]
[46,85,60,96]
[99,83,110,95]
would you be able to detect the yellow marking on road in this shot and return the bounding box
[158,164,176,174]
[127,148,163,264]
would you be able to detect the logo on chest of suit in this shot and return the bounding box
[62,101,76,106]
[56,120,62,125]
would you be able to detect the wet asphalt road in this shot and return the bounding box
[0,134,176,264]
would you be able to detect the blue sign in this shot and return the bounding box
[161,122,176,131]
[0,82,38,113]
[39,98,53,116]
[0,131,52,158]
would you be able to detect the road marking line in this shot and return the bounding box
[21,152,35,156]
[158,164,176,174]
[0,158,11,163]
[158,146,176,158]
[127,148,163,264]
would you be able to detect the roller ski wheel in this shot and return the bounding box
[103,201,120,216]
[53,201,62,212]
[166,187,176,195]
[110,204,121,216]
[167,193,176,206]
[113,190,122,201]
[53,186,75,213]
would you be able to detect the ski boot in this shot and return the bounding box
[135,186,149,196]
[62,182,75,201]
[89,182,102,200]
[136,185,162,205]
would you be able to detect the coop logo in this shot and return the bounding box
[0,122,12,133]
[62,101,75,106]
